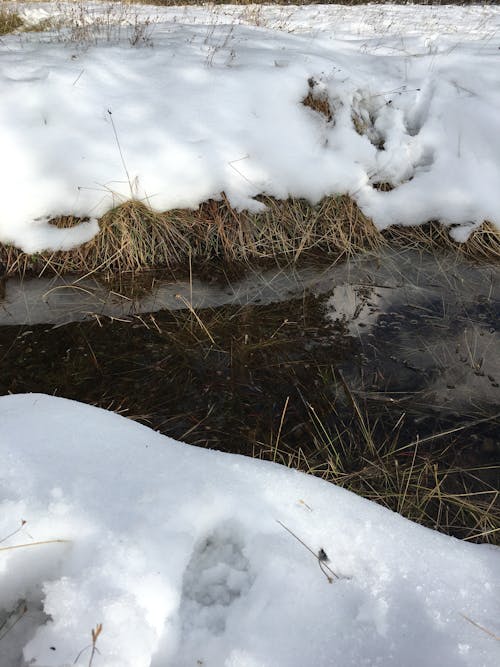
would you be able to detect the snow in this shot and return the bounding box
[1,2,500,252]
[0,393,499,667]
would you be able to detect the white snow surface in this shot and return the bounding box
[0,393,499,667]
[1,3,500,251]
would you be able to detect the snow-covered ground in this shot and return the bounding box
[1,2,500,252]
[0,393,499,667]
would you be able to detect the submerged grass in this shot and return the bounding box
[1,196,499,277]
[258,385,500,544]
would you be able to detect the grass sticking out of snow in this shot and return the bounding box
[386,220,500,262]
[0,6,22,34]
[1,196,499,277]
[107,0,494,6]
[0,0,157,42]
[302,78,334,123]
[0,2,60,35]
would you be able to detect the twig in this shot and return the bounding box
[107,109,134,197]
[273,396,290,462]
[461,614,500,641]
[0,539,69,552]
[0,520,27,545]
[276,520,340,583]
[175,294,216,345]
[73,623,103,666]
[88,623,103,667]
[0,602,27,642]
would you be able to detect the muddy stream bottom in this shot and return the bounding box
[1,249,499,542]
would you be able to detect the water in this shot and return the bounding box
[1,248,498,538]
[0,263,353,327]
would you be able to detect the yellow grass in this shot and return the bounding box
[1,196,498,277]
[0,6,23,34]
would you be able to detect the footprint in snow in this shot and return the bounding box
[180,521,255,636]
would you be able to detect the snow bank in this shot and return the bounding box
[1,3,500,251]
[0,393,499,667]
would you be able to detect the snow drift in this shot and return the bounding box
[0,2,500,251]
[0,393,499,667]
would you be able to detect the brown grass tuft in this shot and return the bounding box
[385,220,500,262]
[302,77,333,122]
[0,196,498,277]
[0,7,23,35]
[130,0,478,6]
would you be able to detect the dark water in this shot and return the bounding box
[1,249,498,540]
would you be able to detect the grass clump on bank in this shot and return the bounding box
[1,195,499,277]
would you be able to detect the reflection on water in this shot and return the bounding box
[0,265,347,327]
[324,251,499,413]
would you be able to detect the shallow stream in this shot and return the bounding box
[1,248,498,538]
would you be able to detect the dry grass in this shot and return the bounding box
[260,433,500,544]
[0,6,23,34]
[255,381,500,544]
[0,0,157,42]
[302,78,334,123]
[1,195,498,277]
[385,219,500,262]
[125,0,486,6]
